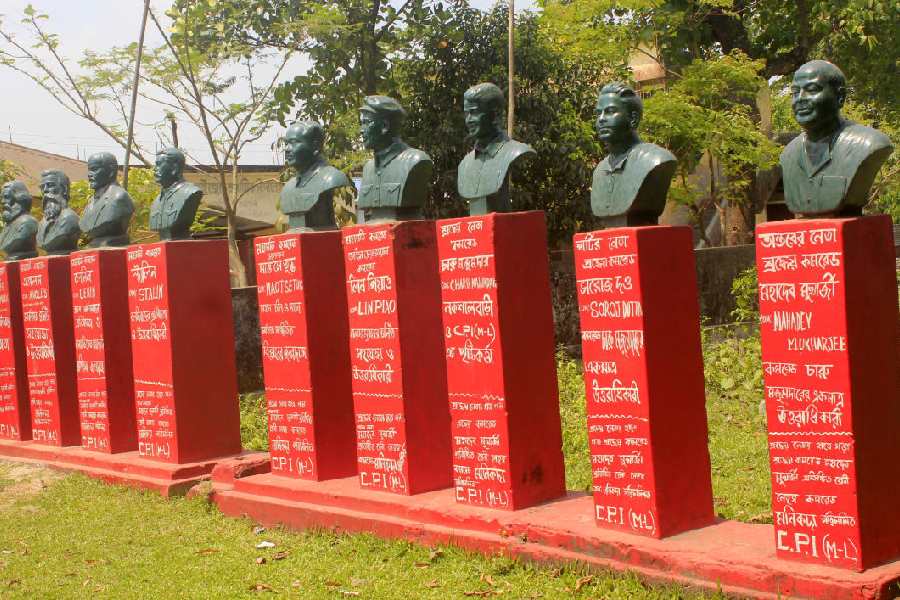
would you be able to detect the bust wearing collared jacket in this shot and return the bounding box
[280,121,352,230]
[457,82,535,215]
[0,181,38,261]
[780,60,892,217]
[591,82,676,228]
[37,169,80,255]
[79,152,134,247]
[150,147,203,240]
[357,96,432,222]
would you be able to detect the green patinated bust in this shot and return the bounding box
[80,152,135,247]
[781,60,893,216]
[591,83,676,228]
[37,170,81,255]
[280,121,352,230]
[150,147,203,240]
[457,83,535,215]
[358,95,433,221]
[0,181,38,261]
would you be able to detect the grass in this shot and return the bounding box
[0,465,723,599]
[240,334,772,522]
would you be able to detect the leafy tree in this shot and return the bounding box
[0,160,21,188]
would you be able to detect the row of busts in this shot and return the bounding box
[0,148,202,261]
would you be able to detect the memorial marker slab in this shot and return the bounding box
[0,262,30,441]
[127,240,241,464]
[756,215,900,570]
[255,231,355,480]
[70,249,137,453]
[573,226,714,538]
[19,256,80,446]
[342,221,452,495]
[436,211,565,509]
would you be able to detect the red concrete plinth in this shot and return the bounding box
[0,262,30,441]
[127,240,241,464]
[210,463,900,600]
[436,212,565,510]
[756,216,900,571]
[342,222,452,495]
[573,226,714,538]
[70,249,137,453]
[254,232,355,480]
[19,255,80,446]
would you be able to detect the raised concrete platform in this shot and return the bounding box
[0,439,247,497]
[210,455,900,600]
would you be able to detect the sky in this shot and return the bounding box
[0,0,531,167]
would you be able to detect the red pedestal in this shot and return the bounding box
[19,256,80,446]
[254,232,355,480]
[436,211,565,510]
[573,226,714,538]
[342,222,452,495]
[0,262,30,441]
[127,240,241,464]
[756,216,900,571]
[70,249,137,453]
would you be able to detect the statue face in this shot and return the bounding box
[39,175,67,201]
[154,154,181,188]
[360,111,392,151]
[1,189,22,224]
[43,198,61,221]
[87,157,115,192]
[791,67,842,130]
[284,126,317,169]
[463,97,498,142]
[595,94,634,145]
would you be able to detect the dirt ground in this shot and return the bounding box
[0,460,64,508]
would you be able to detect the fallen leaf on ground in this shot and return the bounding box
[463,591,494,598]
[256,541,276,549]
[480,574,496,586]
[574,575,594,591]
[255,557,267,565]
[350,577,367,587]
[548,568,562,579]
[428,549,444,561]
[291,580,302,588]
[6,580,21,587]
[340,592,360,597]
[425,579,440,589]
[253,526,267,535]
[272,551,289,561]
[324,580,342,588]
[196,548,219,556]
[414,562,430,568]
[249,582,274,592]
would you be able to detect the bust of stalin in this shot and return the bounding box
[280,121,352,230]
[37,170,81,255]
[0,181,38,261]
[79,152,135,247]
[591,82,676,228]
[358,96,433,222]
[780,60,893,216]
[457,82,535,215]
[150,147,203,240]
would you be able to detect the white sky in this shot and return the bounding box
[0,0,529,166]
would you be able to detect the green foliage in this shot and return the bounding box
[556,351,591,492]
[239,392,269,451]
[0,160,20,187]
[729,266,759,324]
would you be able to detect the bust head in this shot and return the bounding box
[1,181,32,224]
[284,121,325,171]
[791,60,846,138]
[154,147,186,189]
[595,82,643,150]
[463,83,505,146]
[360,96,406,152]
[40,170,70,220]
[87,152,118,192]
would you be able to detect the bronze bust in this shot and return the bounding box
[280,121,352,230]
[591,83,676,228]
[358,95,433,221]
[0,181,38,261]
[37,170,81,255]
[780,60,893,216]
[80,152,135,247]
[457,83,535,215]
[150,147,203,240]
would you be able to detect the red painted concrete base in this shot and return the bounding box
[0,439,251,497]
[209,458,900,599]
